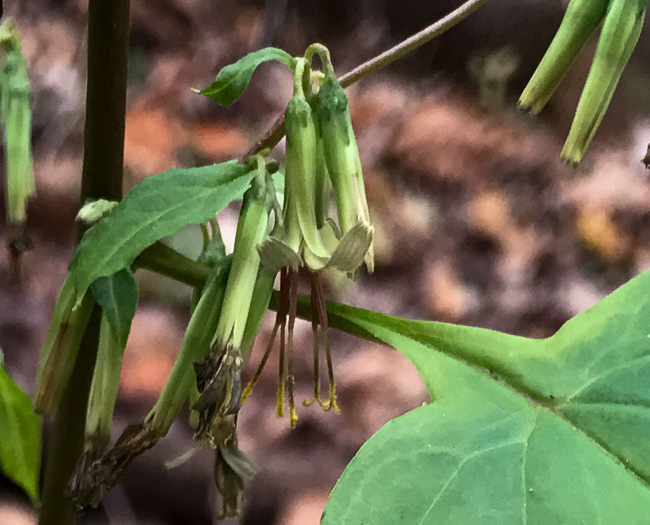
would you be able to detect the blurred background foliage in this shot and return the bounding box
[2,0,650,523]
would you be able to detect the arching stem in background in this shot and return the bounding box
[242,0,489,160]
[39,0,130,523]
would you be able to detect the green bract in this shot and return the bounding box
[194,47,296,107]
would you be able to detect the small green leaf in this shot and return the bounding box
[0,365,40,503]
[194,48,295,106]
[90,269,139,349]
[71,161,254,301]
[321,270,650,524]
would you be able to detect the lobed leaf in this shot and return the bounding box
[194,48,295,106]
[71,161,254,302]
[322,270,650,523]
[0,365,40,503]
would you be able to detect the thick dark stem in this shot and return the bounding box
[39,1,130,523]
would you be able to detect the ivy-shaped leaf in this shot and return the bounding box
[321,270,650,524]
[193,48,295,106]
[71,161,254,301]
[90,269,139,349]
[0,364,40,503]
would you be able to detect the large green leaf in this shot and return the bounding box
[90,269,139,349]
[71,161,254,301]
[321,270,650,524]
[194,48,295,106]
[0,364,40,503]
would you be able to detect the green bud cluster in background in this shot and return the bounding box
[0,18,34,230]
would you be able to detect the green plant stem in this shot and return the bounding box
[242,0,489,159]
[134,242,211,288]
[39,0,130,523]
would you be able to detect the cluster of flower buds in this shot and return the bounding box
[519,0,648,165]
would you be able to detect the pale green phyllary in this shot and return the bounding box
[520,0,649,165]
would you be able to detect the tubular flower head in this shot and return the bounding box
[520,0,648,165]
[264,57,373,275]
[314,75,374,272]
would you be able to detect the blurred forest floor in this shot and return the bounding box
[2,0,650,524]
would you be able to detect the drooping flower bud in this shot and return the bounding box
[70,269,138,508]
[283,59,332,261]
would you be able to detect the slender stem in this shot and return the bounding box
[39,1,130,523]
[242,0,489,159]
[337,0,488,88]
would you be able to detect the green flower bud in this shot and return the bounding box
[519,0,610,115]
[561,0,647,165]
[33,273,94,416]
[213,169,274,353]
[76,199,118,227]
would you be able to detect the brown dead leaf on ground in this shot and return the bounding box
[389,94,548,184]
[188,123,249,161]
[575,205,630,264]
[124,106,189,177]
[424,259,478,321]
